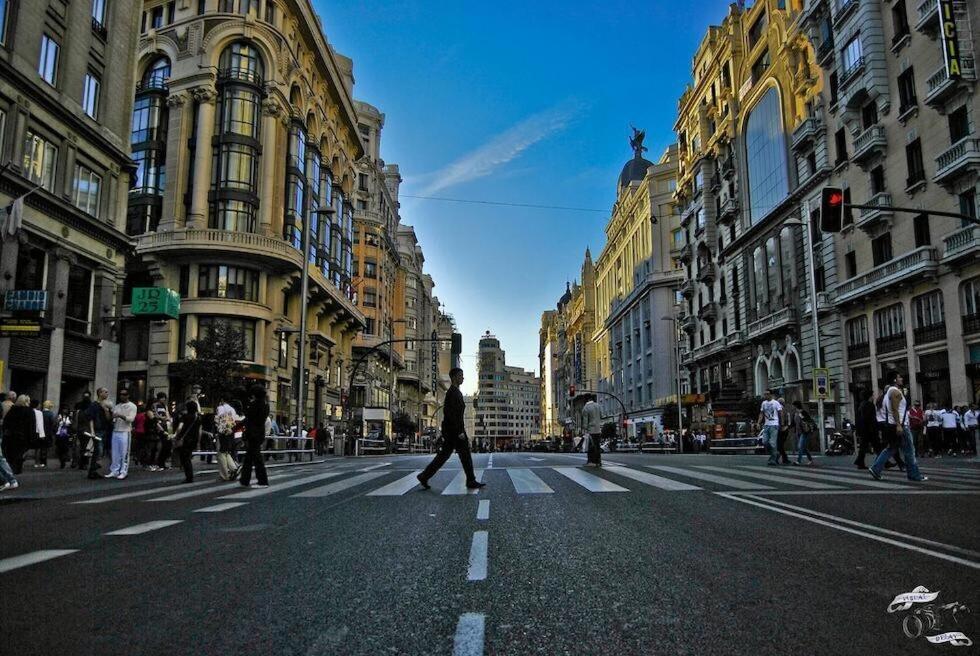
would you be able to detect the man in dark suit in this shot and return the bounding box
[417,368,484,490]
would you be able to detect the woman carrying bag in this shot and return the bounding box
[174,401,202,484]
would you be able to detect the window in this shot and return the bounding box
[948,105,969,144]
[897,68,916,113]
[844,251,857,278]
[363,289,377,308]
[0,110,5,156]
[962,278,980,318]
[265,1,276,23]
[753,246,768,311]
[278,330,289,369]
[363,259,377,278]
[82,73,101,119]
[861,101,878,130]
[751,49,771,83]
[748,11,767,50]
[841,35,863,78]
[0,0,8,44]
[891,1,910,43]
[198,0,207,14]
[73,164,102,217]
[834,128,847,164]
[905,138,925,186]
[365,317,376,335]
[846,316,868,346]
[745,88,789,223]
[913,291,944,328]
[120,321,150,361]
[872,234,892,266]
[196,316,256,361]
[913,213,931,247]
[23,132,58,191]
[65,266,93,334]
[870,166,885,195]
[92,0,107,25]
[358,173,368,191]
[874,305,904,339]
[829,71,839,106]
[197,265,259,301]
[696,207,706,231]
[960,190,977,226]
[39,35,60,85]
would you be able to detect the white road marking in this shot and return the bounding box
[105,520,184,536]
[695,466,843,489]
[719,493,980,570]
[219,471,345,500]
[366,470,425,496]
[358,462,391,472]
[527,456,545,462]
[443,470,486,496]
[795,467,977,490]
[194,502,247,513]
[741,496,980,559]
[453,613,486,656]
[648,465,774,490]
[738,465,908,489]
[487,454,494,469]
[506,468,554,494]
[147,471,297,502]
[0,550,78,574]
[291,471,390,498]
[467,531,489,581]
[75,479,214,504]
[730,489,980,496]
[476,500,490,520]
[603,465,701,491]
[552,467,629,492]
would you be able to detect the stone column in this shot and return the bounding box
[259,97,283,237]
[44,250,74,404]
[161,90,191,231]
[93,268,121,396]
[187,86,217,230]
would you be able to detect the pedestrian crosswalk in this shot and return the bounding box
[66,461,980,508]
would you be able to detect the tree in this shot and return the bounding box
[173,320,247,411]
[392,410,417,438]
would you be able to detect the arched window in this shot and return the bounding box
[753,246,767,313]
[211,42,264,232]
[128,56,171,235]
[745,88,789,224]
[784,351,800,383]
[755,359,769,396]
[779,226,795,297]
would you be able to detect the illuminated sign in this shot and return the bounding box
[3,290,48,312]
[939,0,962,80]
[131,287,180,320]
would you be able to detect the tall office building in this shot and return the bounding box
[476,331,541,449]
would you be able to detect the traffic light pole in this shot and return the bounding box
[802,198,827,455]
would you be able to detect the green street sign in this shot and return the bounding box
[132,287,180,320]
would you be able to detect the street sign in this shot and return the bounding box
[813,368,830,399]
[3,290,48,312]
[939,0,962,79]
[0,319,42,337]
[131,287,180,320]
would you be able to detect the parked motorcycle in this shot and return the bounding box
[825,430,854,456]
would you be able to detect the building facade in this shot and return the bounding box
[123,0,365,428]
[0,0,141,405]
[476,331,540,449]
[594,139,685,437]
[800,0,980,409]
[393,224,435,434]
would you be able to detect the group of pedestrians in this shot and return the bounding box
[920,402,978,458]
[757,390,817,466]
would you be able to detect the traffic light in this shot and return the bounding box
[569,385,576,398]
[820,186,845,233]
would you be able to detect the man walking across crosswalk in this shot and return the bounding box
[758,390,781,466]
[417,368,484,490]
[582,394,603,467]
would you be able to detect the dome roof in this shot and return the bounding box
[619,155,653,188]
[557,282,572,310]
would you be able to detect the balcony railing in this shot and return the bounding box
[915,0,939,33]
[718,197,738,224]
[725,330,745,348]
[218,67,264,87]
[856,192,893,231]
[792,116,822,150]
[746,306,798,341]
[690,337,726,363]
[835,246,939,305]
[681,315,697,333]
[913,324,947,345]
[942,225,980,264]
[875,334,907,355]
[925,61,977,107]
[680,279,695,299]
[679,243,693,263]
[698,302,719,323]
[847,343,870,360]
[963,313,980,336]
[852,125,886,163]
[933,137,980,184]
[832,0,859,26]
[839,56,866,91]
[697,263,717,284]
[91,17,107,40]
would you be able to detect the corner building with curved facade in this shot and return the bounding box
[120,0,365,425]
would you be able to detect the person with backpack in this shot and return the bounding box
[239,385,270,488]
[792,401,816,466]
[874,388,905,472]
[174,401,202,483]
[869,371,926,482]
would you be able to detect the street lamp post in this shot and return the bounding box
[661,316,684,454]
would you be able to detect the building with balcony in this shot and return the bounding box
[122,0,366,427]
[802,0,980,409]
[475,331,540,450]
[593,137,684,438]
[0,0,141,405]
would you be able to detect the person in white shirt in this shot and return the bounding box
[581,395,603,467]
[964,404,979,455]
[757,389,782,466]
[106,389,137,480]
[940,406,961,456]
[869,372,926,482]
[924,403,943,457]
[214,397,242,480]
[31,398,46,468]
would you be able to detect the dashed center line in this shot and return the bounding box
[453,613,486,656]
[467,531,489,581]
[476,500,490,520]
[105,520,184,536]
[194,502,248,513]
[0,550,79,574]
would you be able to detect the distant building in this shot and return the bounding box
[462,394,477,443]
[476,331,540,449]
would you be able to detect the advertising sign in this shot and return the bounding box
[939,0,962,80]
[131,288,180,320]
[3,290,48,312]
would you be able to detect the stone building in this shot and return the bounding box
[593,139,684,437]
[122,0,365,427]
[0,0,141,404]
[538,309,560,437]
[800,0,980,409]
[476,331,540,449]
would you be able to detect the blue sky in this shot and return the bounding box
[315,0,733,394]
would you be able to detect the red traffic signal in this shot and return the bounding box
[820,186,845,233]
[569,385,576,398]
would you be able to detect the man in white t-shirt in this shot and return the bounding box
[964,404,979,455]
[940,406,961,456]
[757,389,782,466]
[869,372,926,482]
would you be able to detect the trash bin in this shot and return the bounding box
[333,435,344,457]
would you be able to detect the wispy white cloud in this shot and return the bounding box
[413,102,584,196]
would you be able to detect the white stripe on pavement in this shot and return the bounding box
[738,465,908,489]
[506,468,554,494]
[603,465,701,491]
[720,493,980,570]
[552,467,629,492]
[793,467,977,489]
[74,479,215,504]
[476,500,490,521]
[105,520,184,536]
[467,531,489,581]
[527,457,545,462]
[453,613,486,656]
[0,550,78,574]
[695,466,844,489]
[291,471,390,498]
[443,470,486,496]
[366,470,424,496]
[219,471,345,500]
[648,465,774,490]
[147,471,298,502]
[358,462,391,472]
[194,502,247,513]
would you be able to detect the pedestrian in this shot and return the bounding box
[581,394,603,467]
[55,405,72,468]
[417,368,485,490]
[925,402,943,457]
[71,392,92,469]
[106,389,137,480]
[875,389,905,472]
[964,404,979,455]
[940,405,960,456]
[132,402,147,467]
[30,398,50,468]
[869,371,926,482]
[1,390,16,420]
[757,389,782,466]
[86,387,113,479]
[155,406,175,471]
[908,401,925,456]
[854,388,878,469]
[0,391,20,491]
[174,401,202,483]
[238,385,270,488]
[792,401,815,466]
[775,398,791,464]
[214,396,241,481]
[2,395,36,475]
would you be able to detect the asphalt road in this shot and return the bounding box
[2,451,978,655]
